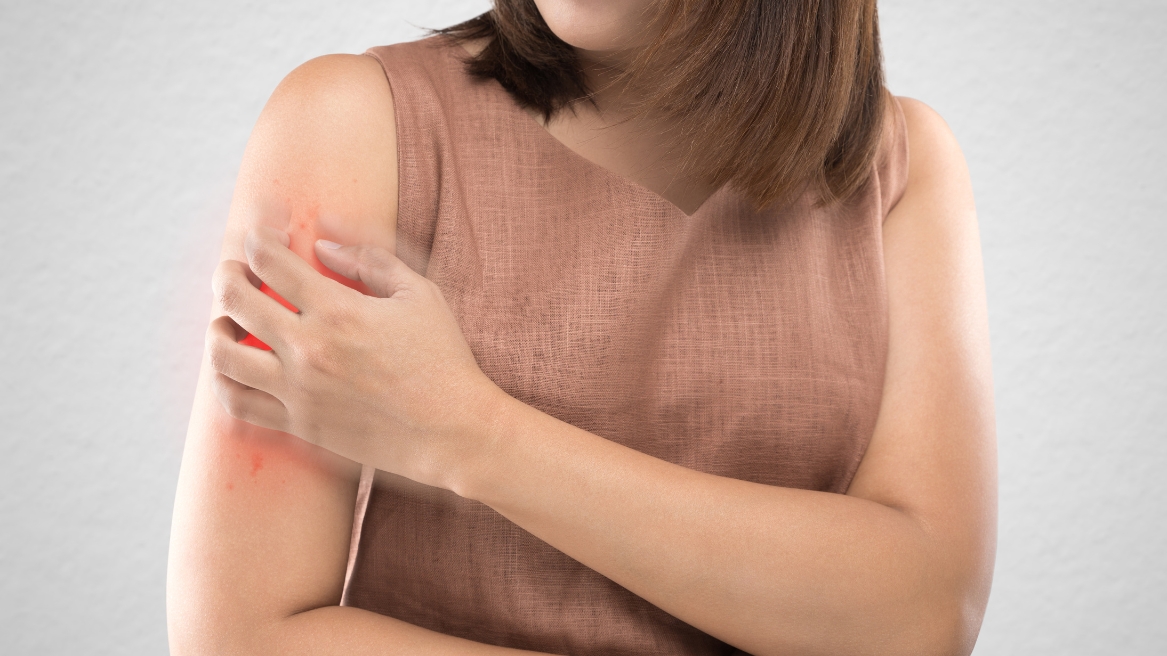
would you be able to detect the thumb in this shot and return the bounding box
[314,240,418,299]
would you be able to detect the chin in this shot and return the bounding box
[532,0,656,53]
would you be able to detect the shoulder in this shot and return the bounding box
[892,96,973,210]
[865,95,976,237]
[254,54,395,160]
[228,53,399,255]
[895,96,956,147]
[872,96,970,220]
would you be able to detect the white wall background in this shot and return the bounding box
[0,0,1163,653]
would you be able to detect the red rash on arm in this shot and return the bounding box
[215,414,347,493]
[238,219,371,350]
[169,55,409,655]
[221,216,375,490]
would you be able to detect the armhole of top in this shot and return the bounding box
[361,37,457,277]
[361,48,404,258]
[361,42,443,278]
[879,94,912,222]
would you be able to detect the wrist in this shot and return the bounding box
[441,377,520,499]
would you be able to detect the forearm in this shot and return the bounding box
[175,591,554,655]
[169,376,553,656]
[452,394,964,656]
[258,606,553,656]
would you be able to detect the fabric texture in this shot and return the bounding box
[342,35,910,655]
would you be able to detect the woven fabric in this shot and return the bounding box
[342,35,909,655]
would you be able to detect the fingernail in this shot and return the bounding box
[317,239,342,249]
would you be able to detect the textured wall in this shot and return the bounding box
[0,0,1163,653]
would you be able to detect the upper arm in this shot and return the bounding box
[846,97,997,644]
[167,53,398,654]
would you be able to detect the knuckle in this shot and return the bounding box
[243,229,263,259]
[291,338,321,366]
[308,345,334,373]
[226,397,253,423]
[222,394,244,420]
[244,231,271,270]
[206,332,228,373]
[213,263,245,313]
[249,243,272,273]
[360,246,386,268]
[296,339,334,374]
[217,281,241,314]
[210,262,228,298]
[318,303,350,331]
[212,376,243,418]
[358,247,390,275]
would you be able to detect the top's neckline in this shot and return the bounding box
[439,36,726,218]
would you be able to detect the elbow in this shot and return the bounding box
[169,620,280,656]
[167,589,280,656]
[897,588,989,656]
[846,557,991,656]
[886,528,995,656]
[168,614,269,656]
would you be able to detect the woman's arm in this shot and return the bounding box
[166,54,550,655]
[452,96,994,653]
[440,97,996,656]
[197,84,993,654]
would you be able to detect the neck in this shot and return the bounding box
[455,35,719,215]
[537,48,718,216]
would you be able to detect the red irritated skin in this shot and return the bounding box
[217,214,378,488]
[239,221,372,350]
[210,205,387,493]
[169,53,438,656]
[237,284,291,350]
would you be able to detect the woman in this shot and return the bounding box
[167,0,997,654]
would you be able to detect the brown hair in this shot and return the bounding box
[439,0,887,210]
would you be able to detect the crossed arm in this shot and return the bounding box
[167,54,996,656]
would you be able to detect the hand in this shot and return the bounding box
[206,226,502,488]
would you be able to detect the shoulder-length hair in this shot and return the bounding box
[439,0,887,210]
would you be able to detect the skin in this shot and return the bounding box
[167,3,997,655]
[530,2,721,215]
[533,0,658,52]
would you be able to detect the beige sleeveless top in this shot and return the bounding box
[343,35,909,655]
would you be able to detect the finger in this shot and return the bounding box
[212,259,297,350]
[211,372,291,433]
[314,240,419,299]
[245,226,319,310]
[206,315,284,393]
